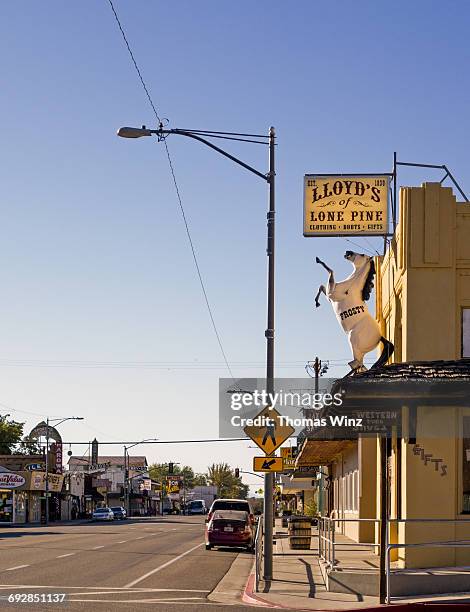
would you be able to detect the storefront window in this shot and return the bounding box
[14,491,26,523]
[0,490,14,522]
[463,416,470,514]
[463,309,470,358]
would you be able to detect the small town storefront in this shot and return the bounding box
[0,455,65,524]
[0,473,43,524]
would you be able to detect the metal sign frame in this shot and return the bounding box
[303,173,393,238]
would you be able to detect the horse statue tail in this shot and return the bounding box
[371,336,394,369]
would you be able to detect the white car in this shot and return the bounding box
[92,507,114,521]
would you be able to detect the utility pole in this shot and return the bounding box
[45,418,50,525]
[116,123,276,580]
[263,127,276,581]
[312,357,329,516]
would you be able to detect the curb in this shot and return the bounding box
[242,572,282,609]
[242,573,470,612]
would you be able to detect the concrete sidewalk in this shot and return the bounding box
[244,520,380,610]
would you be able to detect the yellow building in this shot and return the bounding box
[296,182,470,594]
[377,182,470,568]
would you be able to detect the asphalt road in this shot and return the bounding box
[0,516,256,611]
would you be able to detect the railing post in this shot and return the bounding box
[385,544,391,604]
[318,516,323,559]
[332,520,336,567]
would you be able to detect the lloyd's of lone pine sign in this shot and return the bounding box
[303,175,389,236]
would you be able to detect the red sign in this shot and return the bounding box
[55,442,63,474]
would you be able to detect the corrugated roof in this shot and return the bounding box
[351,359,470,380]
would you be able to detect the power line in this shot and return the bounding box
[62,438,246,445]
[162,139,235,379]
[107,0,235,380]
[0,358,373,369]
[107,0,161,123]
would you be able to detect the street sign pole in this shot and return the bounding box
[263,127,275,581]
[45,417,50,526]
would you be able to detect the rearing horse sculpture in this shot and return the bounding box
[315,251,394,372]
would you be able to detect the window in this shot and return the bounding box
[463,416,470,514]
[463,309,470,358]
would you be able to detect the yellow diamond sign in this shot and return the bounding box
[243,406,295,455]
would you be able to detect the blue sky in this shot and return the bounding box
[1,1,469,480]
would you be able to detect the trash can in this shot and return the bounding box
[288,515,312,549]
[281,510,292,528]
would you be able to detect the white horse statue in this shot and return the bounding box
[315,250,394,372]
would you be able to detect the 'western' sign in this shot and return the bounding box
[303,175,389,236]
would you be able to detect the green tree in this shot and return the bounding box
[148,463,195,489]
[148,462,172,483]
[206,463,249,499]
[193,473,207,486]
[0,414,40,454]
[0,414,23,454]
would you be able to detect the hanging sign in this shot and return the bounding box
[0,472,26,489]
[303,175,389,237]
[166,476,182,494]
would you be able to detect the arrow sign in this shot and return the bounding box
[253,456,284,472]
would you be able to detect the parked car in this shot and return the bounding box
[205,510,254,551]
[207,499,255,525]
[92,507,114,521]
[187,500,207,515]
[110,506,127,520]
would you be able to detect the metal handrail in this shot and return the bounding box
[254,514,264,593]
[319,516,381,567]
[385,518,470,604]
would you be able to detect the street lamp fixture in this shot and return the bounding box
[123,437,158,516]
[117,126,152,138]
[44,416,84,526]
[117,123,276,580]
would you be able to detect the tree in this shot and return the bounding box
[148,463,172,483]
[193,473,207,486]
[0,414,40,455]
[148,463,195,489]
[0,414,23,454]
[206,463,249,499]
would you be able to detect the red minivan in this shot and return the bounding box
[205,509,254,551]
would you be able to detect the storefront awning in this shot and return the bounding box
[295,439,354,466]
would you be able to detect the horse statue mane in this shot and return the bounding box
[362,259,375,302]
[314,251,393,372]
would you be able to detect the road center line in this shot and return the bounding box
[56,553,75,558]
[92,545,105,549]
[4,565,29,571]
[124,543,204,588]
[116,540,127,544]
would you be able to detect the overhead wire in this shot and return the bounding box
[107,0,235,380]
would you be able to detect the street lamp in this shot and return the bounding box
[117,123,276,580]
[123,438,158,516]
[44,416,84,526]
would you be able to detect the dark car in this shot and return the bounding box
[205,510,254,551]
[187,500,207,515]
[110,506,127,520]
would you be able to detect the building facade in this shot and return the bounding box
[296,182,470,576]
